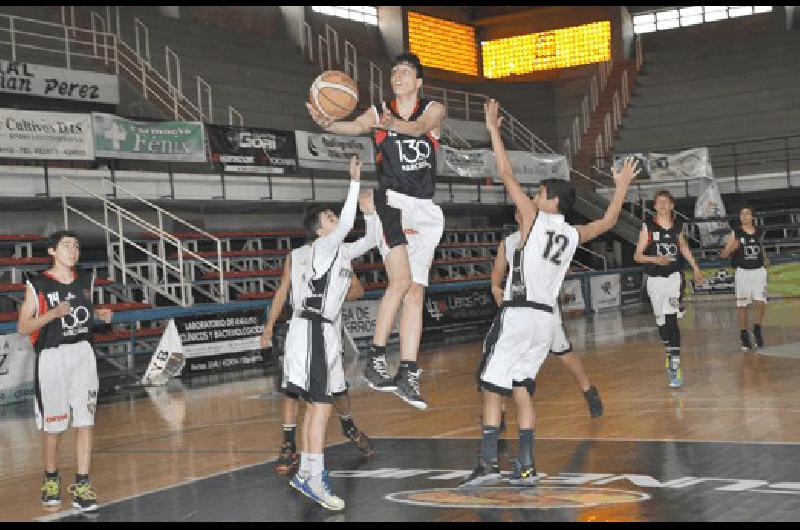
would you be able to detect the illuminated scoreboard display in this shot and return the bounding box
[407,11,479,76]
[482,21,611,78]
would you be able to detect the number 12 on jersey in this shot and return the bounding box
[543,230,569,265]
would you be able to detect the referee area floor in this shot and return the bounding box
[2,299,800,521]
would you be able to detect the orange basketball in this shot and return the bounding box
[309,70,359,121]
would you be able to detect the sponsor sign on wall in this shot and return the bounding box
[0,61,119,104]
[438,146,569,183]
[341,299,400,342]
[620,270,644,306]
[648,147,712,181]
[423,288,497,330]
[174,310,265,373]
[0,334,35,405]
[560,278,586,312]
[92,113,206,162]
[590,273,621,311]
[0,108,94,160]
[295,131,376,172]
[207,125,297,174]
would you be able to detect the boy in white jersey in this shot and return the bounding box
[461,100,639,487]
[492,207,603,420]
[280,156,379,510]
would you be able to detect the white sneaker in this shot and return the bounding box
[307,471,345,511]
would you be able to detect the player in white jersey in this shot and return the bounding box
[461,99,639,487]
[272,156,379,511]
[491,208,603,420]
[261,274,375,477]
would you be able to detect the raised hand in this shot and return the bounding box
[484,99,504,132]
[612,156,641,188]
[95,308,113,323]
[349,155,362,182]
[358,189,375,214]
[306,101,334,130]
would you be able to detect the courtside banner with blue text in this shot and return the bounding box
[92,113,206,162]
[0,108,94,160]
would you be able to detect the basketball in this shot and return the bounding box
[308,70,359,121]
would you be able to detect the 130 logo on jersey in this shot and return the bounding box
[61,306,90,336]
[396,139,432,171]
[656,243,678,257]
[743,245,760,258]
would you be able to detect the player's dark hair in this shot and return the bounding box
[540,179,576,215]
[654,189,675,203]
[46,230,80,251]
[303,205,330,242]
[392,53,424,80]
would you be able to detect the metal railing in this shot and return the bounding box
[61,176,227,307]
[228,106,243,127]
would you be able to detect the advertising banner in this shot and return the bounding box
[175,310,265,373]
[648,147,713,181]
[295,130,376,171]
[590,273,621,311]
[438,146,570,183]
[207,125,297,174]
[92,113,206,162]
[423,288,497,331]
[341,299,400,341]
[620,270,644,306]
[560,278,586,313]
[0,60,119,104]
[0,108,94,160]
[141,319,186,386]
[695,178,730,247]
[0,334,35,405]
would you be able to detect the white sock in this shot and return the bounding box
[299,453,311,476]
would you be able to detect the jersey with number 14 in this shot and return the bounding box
[520,212,579,306]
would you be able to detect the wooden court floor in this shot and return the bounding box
[2,299,800,521]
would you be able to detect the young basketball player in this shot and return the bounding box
[719,205,768,350]
[491,208,603,419]
[461,99,639,487]
[307,53,446,410]
[17,231,113,512]
[278,156,379,510]
[634,190,705,388]
[261,273,375,477]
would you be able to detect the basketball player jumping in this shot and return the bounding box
[307,53,446,410]
[17,231,113,512]
[461,99,639,487]
[634,190,704,388]
[278,156,379,511]
[719,205,768,351]
[492,207,603,419]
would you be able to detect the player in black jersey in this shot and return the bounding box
[634,190,704,388]
[720,205,768,350]
[307,53,446,410]
[17,231,112,512]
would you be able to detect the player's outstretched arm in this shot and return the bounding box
[485,99,536,229]
[306,104,376,135]
[377,101,445,137]
[343,189,379,260]
[260,254,292,349]
[719,230,738,259]
[575,157,640,244]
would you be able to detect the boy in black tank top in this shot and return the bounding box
[634,190,705,388]
[307,53,447,410]
[17,231,112,512]
[720,205,768,350]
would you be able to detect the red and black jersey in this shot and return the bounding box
[732,228,764,270]
[372,98,440,199]
[643,218,683,277]
[25,270,95,353]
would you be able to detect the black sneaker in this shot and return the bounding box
[41,475,61,506]
[459,459,501,487]
[275,441,299,475]
[753,326,764,349]
[583,386,603,418]
[394,368,428,410]
[740,330,753,352]
[68,481,98,512]
[363,353,398,392]
[509,459,539,486]
[344,426,375,458]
